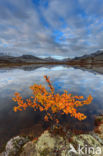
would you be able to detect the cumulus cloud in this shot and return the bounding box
[0,0,103,58]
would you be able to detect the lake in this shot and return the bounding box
[0,65,103,150]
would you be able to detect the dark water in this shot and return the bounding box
[0,65,103,150]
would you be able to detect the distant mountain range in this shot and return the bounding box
[0,50,103,66]
[67,50,103,65]
[0,54,60,66]
[65,50,103,74]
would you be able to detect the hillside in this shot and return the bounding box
[0,50,103,69]
[67,50,103,65]
[0,55,59,66]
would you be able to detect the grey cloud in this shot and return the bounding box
[79,0,103,17]
[0,0,103,58]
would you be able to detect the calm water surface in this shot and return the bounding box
[0,65,103,149]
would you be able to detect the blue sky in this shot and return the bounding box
[0,0,103,58]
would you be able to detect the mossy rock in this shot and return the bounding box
[71,134,103,155]
[20,140,36,156]
[20,130,71,156]
[0,136,29,156]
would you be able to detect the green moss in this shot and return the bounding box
[40,148,50,156]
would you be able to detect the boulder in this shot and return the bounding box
[20,130,103,156]
[1,129,103,156]
[0,136,29,156]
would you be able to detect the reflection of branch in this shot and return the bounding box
[44,75,54,95]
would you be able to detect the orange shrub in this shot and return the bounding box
[12,75,93,123]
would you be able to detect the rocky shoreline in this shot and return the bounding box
[0,115,103,156]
